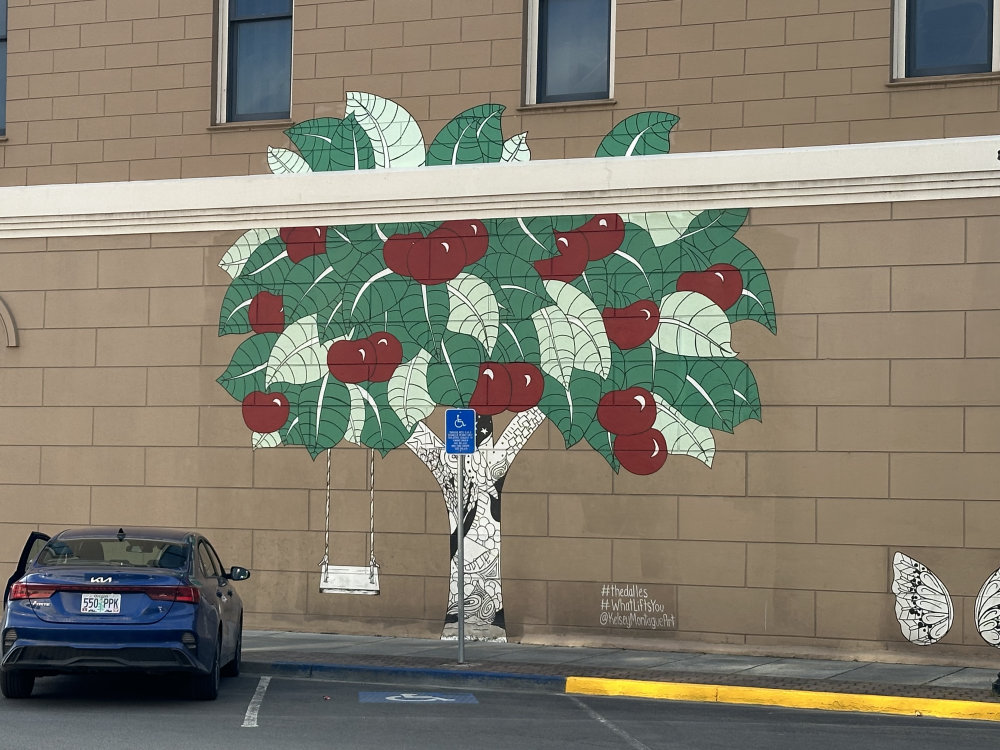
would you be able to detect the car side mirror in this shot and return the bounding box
[227,566,250,581]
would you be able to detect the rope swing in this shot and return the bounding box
[319,447,380,595]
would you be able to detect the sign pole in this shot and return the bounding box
[457,453,465,664]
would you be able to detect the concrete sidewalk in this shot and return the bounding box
[242,630,1000,722]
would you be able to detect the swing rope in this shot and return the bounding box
[320,447,378,582]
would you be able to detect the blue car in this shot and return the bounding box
[1,527,250,700]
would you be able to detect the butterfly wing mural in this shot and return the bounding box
[891,551,954,646]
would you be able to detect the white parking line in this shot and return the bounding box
[242,676,272,728]
[569,695,652,750]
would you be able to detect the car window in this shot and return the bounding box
[34,538,189,569]
[205,542,226,575]
[197,542,221,578]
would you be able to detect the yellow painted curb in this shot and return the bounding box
[565,676,1000,723]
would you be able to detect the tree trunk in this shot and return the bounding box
[405,408,545,642]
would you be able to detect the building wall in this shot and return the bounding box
[2,0,1000,186]
[1,0,999,662]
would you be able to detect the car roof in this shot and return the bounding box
[52,527,194,543]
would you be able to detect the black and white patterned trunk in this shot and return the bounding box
[405,408,545,642]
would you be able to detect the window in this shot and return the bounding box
[1,0,7,136]
[526,0,614,104]
[217,0,292,123]
[894,0,998,78]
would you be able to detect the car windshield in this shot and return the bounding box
[35,538,189,569]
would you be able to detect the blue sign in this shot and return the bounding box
[359,692,478,704]
[445,408,476,454]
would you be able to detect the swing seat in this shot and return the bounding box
[320,563,380,595]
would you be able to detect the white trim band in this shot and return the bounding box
[1,136,999,238]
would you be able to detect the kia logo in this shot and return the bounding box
[90,576,112,583]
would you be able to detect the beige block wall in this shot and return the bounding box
[2,0,1000,184]
[0,196,998,663]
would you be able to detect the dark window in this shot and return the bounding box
[1,1,7,136]
[198,542,222,578]
[536,0,611,103]
[906,0,993,77]
[226,0,292,122]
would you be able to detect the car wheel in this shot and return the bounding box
[1,669,34,699]
[221,618,242,678]
[191,635,221,701]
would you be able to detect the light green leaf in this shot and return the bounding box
[343,383,367,445]
[501,132,530,163]
[387,349,434,429]
[445,272,500,357]
[266,315,330,386]
[651,392,715,467]
[652,291,736,359]
[252,431,282,449]
[219,228,280,279]
[267,146,312,175]
[533,280,611,387]
[623,212,699,247]
[346,91,426,168]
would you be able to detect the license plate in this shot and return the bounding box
[80,593,121,614]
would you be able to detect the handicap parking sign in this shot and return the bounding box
[359,691,478,704]
[445,409,476,455]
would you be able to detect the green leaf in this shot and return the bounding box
[467,252,552,322]
[427,332,485,407]
[710,238,777,334]
[651,393,715,468]
[539,371,603,448]
[426,104,505,166]
[445,272,500,356]
[394,282,450,350]
[489,217,558,262]
[501,132,530,163]
[387,349,434,429]
[219,228,280,279]
[343,253,410,326]
[623,212,699,248]
[596,112,679,158]
[581,227,657,310]
[493,319,541,364]
[326,224,382,268]
[652,291,736,359]
[267,147,311,175]
[285,115,376,172]
[266,316,328,387]
[346,91,425,168]
[239,236,293,293]
[584,417,619,472]
[217,333,280,401]
[533,280,611,388]
[281,255,343,324]
[676,209,749,260]
[219,278,262,336]
[293,375,352,457]
[670,358,760,432]
[355,381,416,455]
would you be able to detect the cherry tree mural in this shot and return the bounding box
[216,93,777,640]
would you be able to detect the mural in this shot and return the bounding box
[0,295,18,347]
[891,551,1000,647]
[215,93,777,640]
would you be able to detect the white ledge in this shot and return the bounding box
[0,136,999,237]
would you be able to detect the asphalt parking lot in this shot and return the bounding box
[3,670,1000,750]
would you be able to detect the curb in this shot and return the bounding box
[567,676,1000,723]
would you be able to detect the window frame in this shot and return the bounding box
[892,0,1000,79]
[215,0,293,124]
[1,0,7,136]
[524,0,615,105]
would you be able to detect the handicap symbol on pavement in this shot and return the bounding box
[359,691,478,704]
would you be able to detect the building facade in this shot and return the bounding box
[1,0,999,663]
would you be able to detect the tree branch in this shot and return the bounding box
[493,407,546,460]
[404,421,449,487]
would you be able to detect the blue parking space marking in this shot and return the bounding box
[359,691,478,704]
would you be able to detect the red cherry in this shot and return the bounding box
[383,232,422,276]
[676,263,743,310]
[576,214,625,260]
[468,362,512,416]
[408,235,465,286]
[533,230,590,282]
[435,220,489,265]
[505,363,545,412]
[241,391,290,434]
[602,300,659,350]
[248,291,285,334]
[327,339,376,383]
[596,387,657,436]
[280,226,327,263]
[367,332,403,382]
[614,428,668,475]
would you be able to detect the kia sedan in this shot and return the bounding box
[1,527,249,700]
